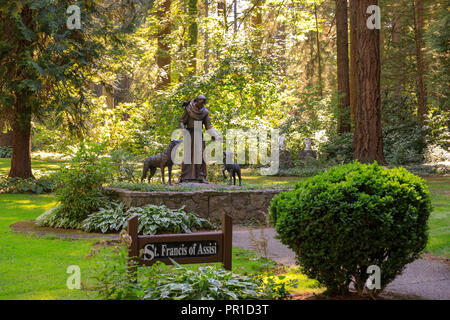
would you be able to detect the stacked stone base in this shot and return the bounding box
[105,188,287,224]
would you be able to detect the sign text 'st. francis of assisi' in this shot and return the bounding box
[127,212,232,272]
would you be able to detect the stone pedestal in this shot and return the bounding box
[105,187,289,224]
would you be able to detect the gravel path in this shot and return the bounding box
[233,227,450,300]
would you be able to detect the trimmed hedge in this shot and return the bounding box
[269,161,432,296]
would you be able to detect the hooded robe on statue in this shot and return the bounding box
[179,95,216,183]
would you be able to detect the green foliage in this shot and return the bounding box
[88,245,289,300]
[382,95,426,165]
[80,202,128,233]
[53,143,112,227]
[88,242,144,300]
[254,274,294,300]
[279,87,339,157]
[423,107,449,163]
[426,2,450,111]
[206,164,228,184]
[0,1,148,135]
[144,261,266,300]
[0,176,56,194]
[82,203,214,235]
[109,149,137,183]
[141,42,285,148]
[0,146,12,158]
[320,132,353,164]
[86,100,157,156]
[269,161,433,296]
[35,205,83,229]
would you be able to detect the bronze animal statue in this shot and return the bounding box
[222,151,242,186]
[141,140,182,185]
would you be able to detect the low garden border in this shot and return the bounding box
[106,187,288,223]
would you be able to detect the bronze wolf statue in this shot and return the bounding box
[141,140,182,185]
[222,151,242,186]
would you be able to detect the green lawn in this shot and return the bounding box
[423,177,450,257]
[0,194,94,299]
[0,159,448,299]
[0,158,69,177]
[0,193,288,299]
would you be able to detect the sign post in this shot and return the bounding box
[127,212,232,274]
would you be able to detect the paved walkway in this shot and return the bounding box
[233,227,450,300]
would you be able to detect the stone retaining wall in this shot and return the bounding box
[105,187,288,223]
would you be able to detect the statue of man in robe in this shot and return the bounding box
[178,94,218,183]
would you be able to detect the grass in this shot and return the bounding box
[0,194,94,299]
[423,176,450,257]
[0,158,69,177]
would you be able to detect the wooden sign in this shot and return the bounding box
[127,212,232,271]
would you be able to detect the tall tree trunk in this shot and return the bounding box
[353,0,386,164]
[156,0,172,90]
[9,5,34,179]
[188,0,198,76]
[349,0,358,117]
[412,0,428,125]
[314,3,323,97]
[9,97,33,178]
[336,0,351,133]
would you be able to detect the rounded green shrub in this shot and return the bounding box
[269,161,432,296]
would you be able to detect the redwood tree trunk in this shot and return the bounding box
[349,0,358,118]
[336,0,351,133]
[9,98,33,178]
[353,0,386,164]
